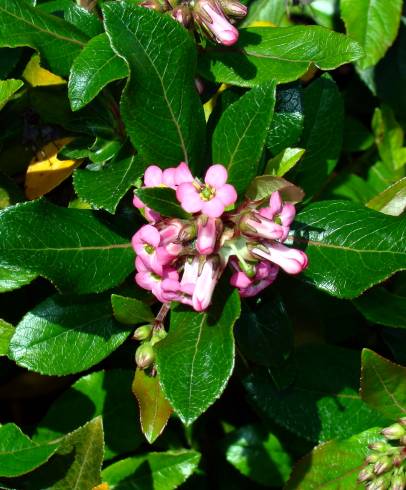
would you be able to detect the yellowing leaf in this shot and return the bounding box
[23,55,66,87]
[25,138,82,200]
[203,83,229,121]
[92,483,109,490]
[248,21,276,27]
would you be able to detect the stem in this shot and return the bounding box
[153,303,171,330]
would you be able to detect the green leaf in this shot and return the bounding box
[245,175,305,202]
[103,3,205,170]
[69,33,128,111]
[286,428,385,489]
[0,200,134,294]
[235,293,292,368]
[323,173,375,204]
[244,344,388,442]
[0,79,23,110]
[265,148,305,177]
[34,370,143,460]
[135,187,190,219]
[224,424,292,487]
[241,0,286,27]
[290,75,344,198]
[156,288,241,425]
[0,173,24,209]
[212,81,276,195]
[341,0,403,69]
[0,0,88,76]
[267,86,304,155]
[9,295,133,375]
[73,153,143,213]
[198,26,363,87]
[343,116,374,153]
[0,318,13,356]
[360,349,406,419]
[52,417,104,490]
[111,294,154,325]
[102,450,201,490]
[0,424,60,477]
[366,177,406,216]
[293,201,406,299]
[132,369,172,444]
[353,287,406,329]
[0,47,22,78]
[64,4,103,38]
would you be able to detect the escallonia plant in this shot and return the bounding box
[0,0,406,488]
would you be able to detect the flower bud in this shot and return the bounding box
[366,453,381,464]
[369,442,391,452]
[391,469,406,490]
[366,473,391,490]
[135,342,155,369]
[358,465,375,482]
[218,0,247,18]
[382,423,406,441]
[150,328,167,346]
[373,456,393,475]
[399,417,406,426]
[193,0,239,46]
[171,6,193,27]
[133,324,153,341]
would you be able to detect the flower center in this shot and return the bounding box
[200,184,216,201]
[144,244,155,255]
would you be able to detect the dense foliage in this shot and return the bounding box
[0,0,405,489]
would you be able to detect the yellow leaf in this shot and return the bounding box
[25,138,82,200]
[248,21,277,27]
[92,484,109,490]
[203,83,229,121]
[23,55,66,87]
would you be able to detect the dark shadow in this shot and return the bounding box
[114,460,154,490]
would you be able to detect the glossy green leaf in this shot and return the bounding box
[34,370,143,460]
[198,26,363,87]
[0,200,134,294]
[265,148,305,177]
[0,318,13,356]
[111,294,154,325]
[235,293,293,368]
[103,3,205,170]
[102,450,201,490]
[360,349,406,419]
[212,81,276,194]
[290,75,343,198]
[225,424,292,486]
[0,424,60,477]
[246,175,305,202]
[0,0,88,76]
[73,153,143,213]
[341,0,403,69]
[241,0,286,27]
[267,86,304,156]
[244,344,388,442]
[293,201,406,298]
[353,287,406,329]
[323,173,375,204]
[0,79,23,110]
[132,368,172,444]
[52,417,104,490]
[156,288,241,425]
[367,177,406,216]
[9,294,133,375]
[69,33,128,111]
[286,428,384,489]
[64,4,103,38]
[135,187,190,219]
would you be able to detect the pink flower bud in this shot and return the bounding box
[192,257,220,311]
[251,242,308,275]
[240,212,284,241]
[144,165,164,187]
[218,0,247,18]
[194,0,239,46]
[197,217,218,255]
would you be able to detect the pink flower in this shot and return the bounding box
[259,192,297,242]
[132,224,174,275]
[175,162,194,186]
[176,164,237,218]
[251,242,308,275]
[240,212,284,241]
[192,257,220,311]
[196,217,218,255]
[239,262,279,297]
[194,0,239,46]
[136,267,179,303]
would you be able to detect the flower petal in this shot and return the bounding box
[216,184,237,206]
[176,183,202,213]
[144,165,163,187]
[202,197,225,218]
[205,164,228,188]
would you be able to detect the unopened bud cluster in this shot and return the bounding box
[134,324,167,369]
[132,162,308,312]
[358,419,406,490]
[140,0,247,46]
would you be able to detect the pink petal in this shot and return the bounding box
[144,207,161,223]
[202,197,225,218]
[144,165,163,187]
[176,183,203,213]
[162,167,177,188]
[216,184,237,207]
[175,162,194,185]
[205,164,228,188]
[280,203,296,227]
[230,271,252,289]
[133,195,144,209]
[138,224,161,247]
[135,256,148,272]
[269,192,283,215]
[196,217,217,255]
[136,271,158,290]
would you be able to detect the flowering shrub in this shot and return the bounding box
[0,0,405,489]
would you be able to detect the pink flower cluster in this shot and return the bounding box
[132,162,308,311]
